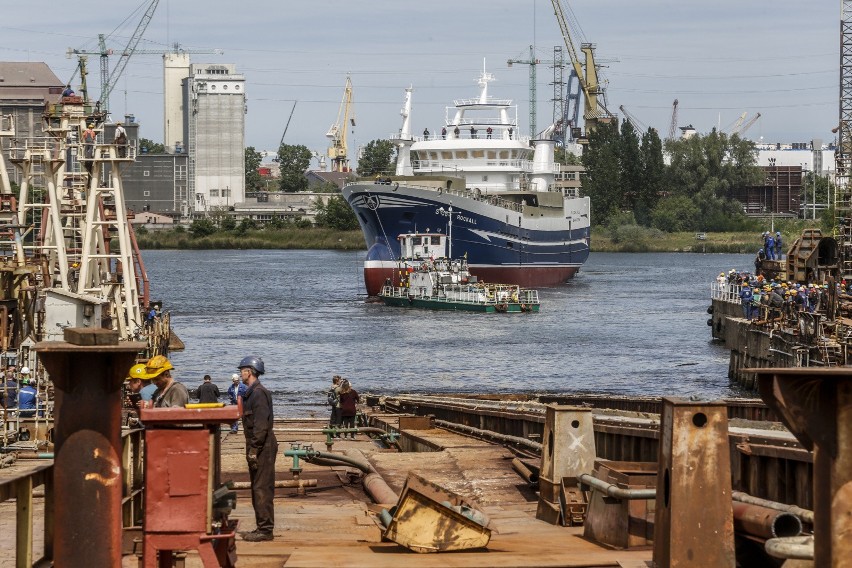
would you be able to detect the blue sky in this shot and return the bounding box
[0,1,840,162]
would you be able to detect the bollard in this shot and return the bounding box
[35,328,145,568]
[535,405,595,525]
[653,398,735,568]
[752,368,852,567]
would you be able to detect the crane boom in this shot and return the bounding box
[618,105,646,133]
[550,0,612,132]
[739,112,761,136]
[667,99,679,141]
[327,76,353,172]
[102,0,161,111]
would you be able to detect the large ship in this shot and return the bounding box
[342,69,590,296]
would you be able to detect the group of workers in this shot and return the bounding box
[0,365,43,417]
[756,231,784,262]
[718,269,831,321]
[81,121,128,160]
[122,354,278,542]
[426,125,508,140]
[325,375,359,437]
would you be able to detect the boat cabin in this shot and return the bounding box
[399,233,447,260]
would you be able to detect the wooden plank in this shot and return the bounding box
[15,476,32,568]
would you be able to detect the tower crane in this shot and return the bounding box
[549,0,614,135]
[667,99,679,141]
[327,76,354,173]
[66,0,160,112]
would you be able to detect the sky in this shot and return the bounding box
[0,1,840,166]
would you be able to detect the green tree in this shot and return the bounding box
[189,218,217,238]
[277,144,312,192]
[356,139,395,177]
[581,121,622,226]
[314,194,358,230]
[636,128,666,226]
[554,147,582,165]
[245,146,263,192]
[619,120,642,217]
[651,195,699,232]
[235,217,257,235]
[139,138,166,154]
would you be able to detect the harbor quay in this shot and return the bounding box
[0,358,842,566]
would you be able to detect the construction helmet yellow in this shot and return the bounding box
[142,355,173,379]
[126,363,149,381]
[87,123,94,128]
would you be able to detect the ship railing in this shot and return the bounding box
[452,97,513,107]
[414,158,532,170]
[712,282,743,304]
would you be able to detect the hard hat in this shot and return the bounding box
[238,355,265,376]
[20,367,30,375]
[87,123,94,128]
[127,363,148,381]
[116,121,122,126]
[776,231,781,236]
[231,373,240,382]
[142,355,173,379]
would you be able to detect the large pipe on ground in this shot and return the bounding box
[732,490,814,525]
[511,458,539,486]
[434,419,542,452]
[732,502,803,539]
[305,449,399,505]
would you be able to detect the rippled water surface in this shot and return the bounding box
[143,249,755,415]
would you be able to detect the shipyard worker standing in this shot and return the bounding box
[766,234,776,260]
[470,126,477,139]
[775,232,783,260]
[327,375,342,434]
[739,284,753,319]
[228,374,246,433]
[1,366,17,410]
[338,379,359,438]
[114,122,128,158]
[508,127,513,139]
[441,127,447,139]
[82,123,96,160]
[124,363,149,412]
[238,355,278,541]
[197,374,220,403]
[486,126,493,139]
[145,355,189,408]
[17,373,38,418]
[423,128,430,139]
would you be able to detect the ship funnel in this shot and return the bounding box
[530,123,557,191]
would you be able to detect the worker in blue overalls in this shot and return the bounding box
[740,283,754,319]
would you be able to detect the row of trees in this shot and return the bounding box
[582,122,766,232]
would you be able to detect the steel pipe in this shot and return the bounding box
[732,501,802,539]
[231,479,316,490]
[305,449,400,504]
[732,490,814,525]
[764,535,815,560]
[433,419,542,452]
[511,458,539,486]
[577,473,656,500]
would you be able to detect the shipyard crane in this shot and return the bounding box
[722,112,748,135]
[66,0,160,112]
[327,76,354,173]
[272,101,298,163]
[739,112,762,136]
[549,0,613,134]
[618,105,647,133]
[667,99,679,141]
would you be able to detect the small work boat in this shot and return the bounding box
[378,232,540,313]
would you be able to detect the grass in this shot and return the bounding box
[591,229,772,254]
[136,228,366,250]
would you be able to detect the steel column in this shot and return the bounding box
[36,328,144,568]
[753,368,852,567]
[653,398,735,567]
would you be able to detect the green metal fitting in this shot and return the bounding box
[283,443,319,474]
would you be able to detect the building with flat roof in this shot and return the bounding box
[184,63,246,212]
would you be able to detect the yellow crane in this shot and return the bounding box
[549,0,613,135]
[327,76,354,172]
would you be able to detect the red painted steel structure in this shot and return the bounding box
[35,329,145,568]
[138,405,240,568]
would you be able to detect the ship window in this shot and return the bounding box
[507,242,514,249]
[429,151,439,160]
[499,150,509,159]
[483,175,488,182]
[431,236,441,245]
[472,150,484,159]
[441,151,453,160]
[456,151,469,159]
[412,236,422,245]
[487,151,497,159]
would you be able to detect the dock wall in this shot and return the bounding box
[377,396,813,510]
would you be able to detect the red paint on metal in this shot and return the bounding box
[364,265,579,296]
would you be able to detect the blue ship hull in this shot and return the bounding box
[343,181,590,295]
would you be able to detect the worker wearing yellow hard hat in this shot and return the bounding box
[125,363,155,412]
[143,355,188,408]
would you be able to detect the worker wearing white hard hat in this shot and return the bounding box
[227,373,246,433]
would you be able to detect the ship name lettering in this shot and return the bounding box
[455,214,476,225]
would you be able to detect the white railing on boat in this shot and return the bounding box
[413,159,536,171]
[381,285,539,305]
[452,97,513,107]
[711,282,742,304]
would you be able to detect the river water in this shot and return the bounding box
[142,249,755,416]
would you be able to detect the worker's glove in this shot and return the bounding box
[247,448,258,471]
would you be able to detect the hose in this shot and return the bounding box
[764,535,814,560]
[304,449,399,504]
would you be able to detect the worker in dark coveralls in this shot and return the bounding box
[196,374,220,403]
[238,355,278,542]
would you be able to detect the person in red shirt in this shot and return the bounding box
[338,379,359,438]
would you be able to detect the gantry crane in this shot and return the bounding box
[667,99,679,141]
[327,76,354,172]
[549,0,614,135]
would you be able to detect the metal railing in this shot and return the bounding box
[711,282,743,304]
[0,462,54,566]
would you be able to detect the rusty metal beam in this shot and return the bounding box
[35,329,145,568]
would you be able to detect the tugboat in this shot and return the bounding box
[379,231,540,313]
